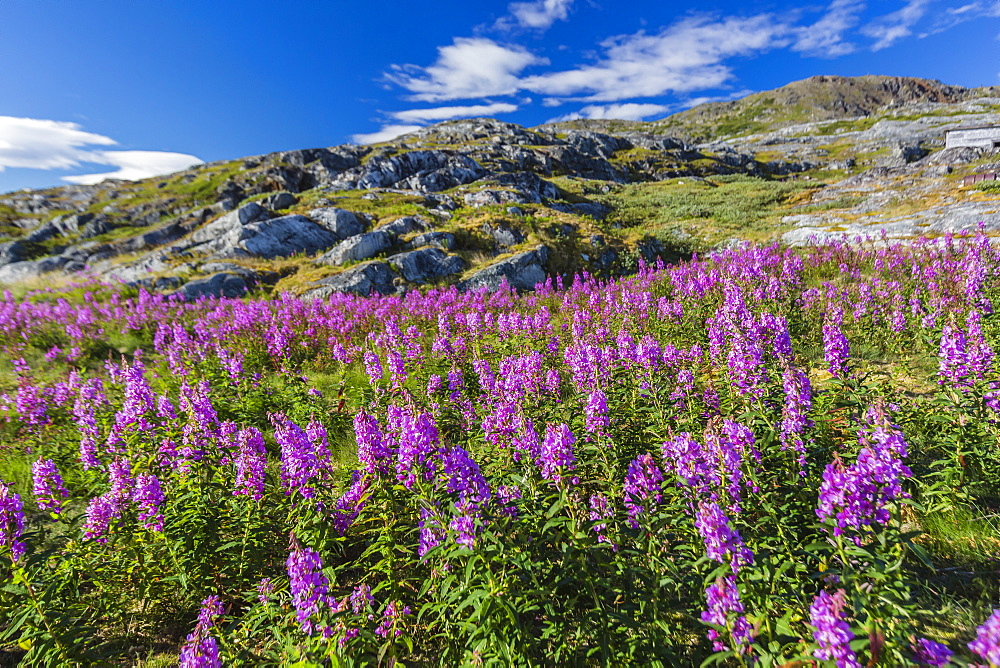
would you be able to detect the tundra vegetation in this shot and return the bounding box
[1,232,1000,666]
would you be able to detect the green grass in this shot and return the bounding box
[595,175,819,245]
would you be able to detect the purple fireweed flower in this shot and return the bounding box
[257,577,275,604]
[816,427,912,541]
[701,574,753,652]
[32,458,69,514]
[179,596,224,668]
[780,365,813,472]
[589,493,616,548]
[82,495,120,543]
[108,458,134,501]
[911,638,952,667]
[233,427,267,500]
[623,453,663,528]
[442,446,491,511]
[133,474,165,531]
[273,414,327,499]
[585,390,610,434]
[349,584,374,614]
[396,411,441,489]
[810,589,859,668]
[694,501,753,572]
[353,412,393,475]
[966,310,994,382]
[331,473,367,536]
[496,485,521,518]
[287,543,332,636]
[823,317,850,378]
[418,506,444,558]
[178,633,220,668]
[538,423,578,485]
[374,601,411,638]
[970,609,1000,666]
[363,351,383,387]
[939,320,969,386]
[0,481,25,561]
[196,595,224,628]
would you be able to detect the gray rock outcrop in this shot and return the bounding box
[303,261,400,298]
[387,248,465,284]
[317,231,392,266]
[306,207,365,240]
[175,272,248,300]
[459,245,549,292]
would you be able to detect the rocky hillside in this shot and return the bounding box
[1,75,999,299]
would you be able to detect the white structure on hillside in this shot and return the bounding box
[945,126,1000,150]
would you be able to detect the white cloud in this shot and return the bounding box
[0,116,116,171]
[389,102,519,124]
[63,151,203,185]
[549,102,673,122]
[519,15,790,101]
[863,0,932,50]
[922,0,1000,36]
[350,124,423,145]
[387,38,548,102]
[0,115,202,185]
[508,0,574,29]
[792,0,866,56]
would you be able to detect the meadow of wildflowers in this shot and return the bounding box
[1,233,1000,665]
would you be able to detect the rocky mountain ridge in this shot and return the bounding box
[1,75,999,299]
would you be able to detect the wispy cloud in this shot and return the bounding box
[519,15,789,102]
[389,102,519,124]
[350,124,423,145]
[389,15,790,106]
[862,0,933,50]
[792,0,866,56]
[922,0,1000,36]
[548,102,672,122]
[0,116,202,184]
[63,151,205,185]
[506,0,575,29]
[0,117,116,171]
[387,38,547,102]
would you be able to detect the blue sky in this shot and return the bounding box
[1,0,998,193]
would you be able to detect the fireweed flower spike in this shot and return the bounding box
[911,638,952,667]
[32,458,69,514]
[623,453,663,528]
[287,540,332,636]
[823,316,850,378]
[179,595,224,668]
[538,423,578,485]
[0,481,25,561]
[970,609,1000,666]
[810,589,859,668]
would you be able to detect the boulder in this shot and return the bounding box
[482,223,525,249]
[0,241,30,267]
[307,207,365,240]
[260,191,297,210]
[328,150,486,192]
[304,261,400,298]
[464,189,534,207]
[195,214,339,259]
[188,202,269,246]
[387,248,465,284]
[408,231,455,250]
[317,230,392,266]
[175,272,248,300]
[458,246,549,292]
[0,256,71,284]
[379,216,428,237]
